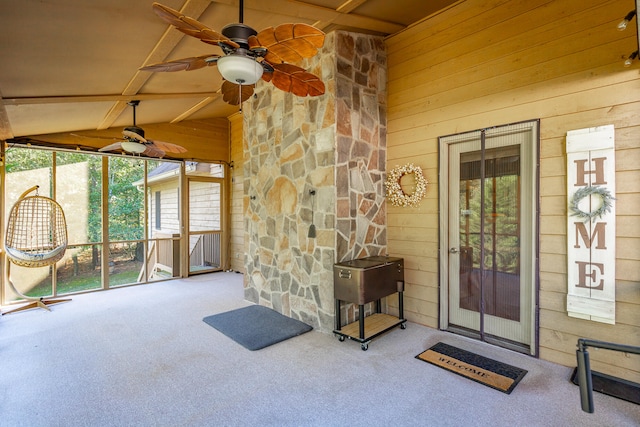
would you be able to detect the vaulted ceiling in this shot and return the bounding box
[0,0,459,156]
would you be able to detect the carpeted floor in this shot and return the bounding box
[1,272,638,426]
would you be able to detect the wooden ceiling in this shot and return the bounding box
[0,0,459,158]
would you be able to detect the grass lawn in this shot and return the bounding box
[16,269,141,299]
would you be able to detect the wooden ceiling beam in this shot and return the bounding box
[97,0,213,130]
[312,0,370,33]
[2,93,221,106]
[171,97,218,123]
[214,0,404,34]
[336,0,369,14]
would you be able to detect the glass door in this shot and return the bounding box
[440,121,538,353]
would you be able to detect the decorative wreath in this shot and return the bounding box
[385,163,428,207]
[569,185,615,222]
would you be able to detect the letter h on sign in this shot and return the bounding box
[566,125,616,324]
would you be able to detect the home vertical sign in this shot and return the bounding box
[566,125,616,324]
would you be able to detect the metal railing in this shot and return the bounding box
[576,338,640,413]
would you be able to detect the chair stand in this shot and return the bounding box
[2,297,72,315]
[2,263,72,315]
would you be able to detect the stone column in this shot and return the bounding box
[243,31,387,332]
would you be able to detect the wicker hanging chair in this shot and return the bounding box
[3,186,71,314]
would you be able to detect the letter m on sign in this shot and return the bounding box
[566,125,616,324]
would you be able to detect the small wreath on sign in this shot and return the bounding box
[385,163,428,207]
[570,185,615,222]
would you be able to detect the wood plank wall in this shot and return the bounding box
[27,117,231,163]
[228,113,245,273]
[386,0,640,381]
[140,118,229,162]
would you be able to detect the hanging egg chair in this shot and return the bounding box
[3,186,71,314]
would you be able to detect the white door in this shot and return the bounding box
[439,121,538,354]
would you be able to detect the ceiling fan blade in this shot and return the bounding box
[267,63,325,97]
[140,55,219,72]
[248,36,267,56]
[122,129,148,143]
[221,80,255,105]
[143,145,166,158]
[98,142,124,152]
[252,24,325,64]
[149,140,187,154]
[151,3,239,49]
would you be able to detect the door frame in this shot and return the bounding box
[438,120,540,356]
[183,175,228,276]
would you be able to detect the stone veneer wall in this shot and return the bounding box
[243,31,387,332]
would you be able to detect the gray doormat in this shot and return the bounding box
[203,305,313,351]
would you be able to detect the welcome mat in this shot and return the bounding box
[416,342,527,394]
[203,305,313,351]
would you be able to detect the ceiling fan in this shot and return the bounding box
[98,100,187,158]
[140,1,326,105]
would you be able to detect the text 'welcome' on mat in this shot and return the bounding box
[416,342,527,394]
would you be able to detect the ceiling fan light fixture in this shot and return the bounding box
[121,141,147,154]
[217,54,263,85]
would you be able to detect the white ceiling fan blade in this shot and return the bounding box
[98,142,123,152]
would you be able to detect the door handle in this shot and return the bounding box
[449,247,459,254]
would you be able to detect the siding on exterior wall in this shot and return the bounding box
[229,113,245,273]
[386,0,639,382]
[149,182,180,234]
